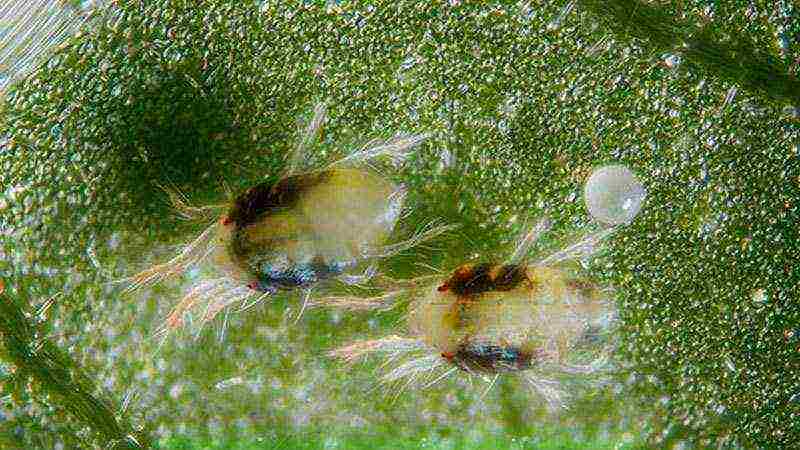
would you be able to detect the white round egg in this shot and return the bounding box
[583,165,646,225]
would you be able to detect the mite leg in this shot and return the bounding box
[157,277,230,333]
[311,289,406,312]
[337,264,378,286]
[558,363,599,375]
[366,220,458,258]
[507,218,551,265]
[313,272,440,312]
[283,102,328,178]
[422,366,458,390]
[478,373,501,401]
[199,285,257,324]
[534,227,616,267]
[237,288,275,313]
[328,336,426,364]
[291,287,313,324]
[379,354,448,401]
[327,132,432,169]
[524,376,566,411]
[372,273,441,290]
[159,184,226,221]
[121,221,219,294]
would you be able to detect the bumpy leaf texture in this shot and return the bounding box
[0,0,798,448]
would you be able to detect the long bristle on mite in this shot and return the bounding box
[156,279,261,336]
[159,184,227,222]
[311,271,443,311]
[534,227,616,267]
[327,132,433,169]
[379,354,452,401]
[159,278,229,331]
[508,218,551,265]
[367,219,459,259]
[330,338,457,400]
[284,102,327,178]
[120,221,220,294]
[310,290,406,311]
[524,375,567,411]
[328,336,425,364]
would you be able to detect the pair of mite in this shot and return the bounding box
[127,104,618,406]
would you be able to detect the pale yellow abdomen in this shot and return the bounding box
[408,264,608,371]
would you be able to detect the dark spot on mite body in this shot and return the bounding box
[256,255,353,291]
[243,247,356,294]
[437,264,536,373]
[223,170,347,294]
[447,342,535,373]
[226,171,332,229]
[438,263,526,296]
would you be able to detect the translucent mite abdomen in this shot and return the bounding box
[223,168,400,294]
[329,218,627,408]
[410,263,604,375]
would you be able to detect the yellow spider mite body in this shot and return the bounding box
[125,103,450,334]
[409,262,605,374]
[219,168,401,294]
[330,220,618,408]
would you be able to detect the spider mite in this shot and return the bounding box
[123,102,454,336]
[329,220,618,409]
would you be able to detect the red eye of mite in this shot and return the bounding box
[437,283,449,292]
[246,281,258,290]
[441,351,455,360]
[221,216,232,226]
